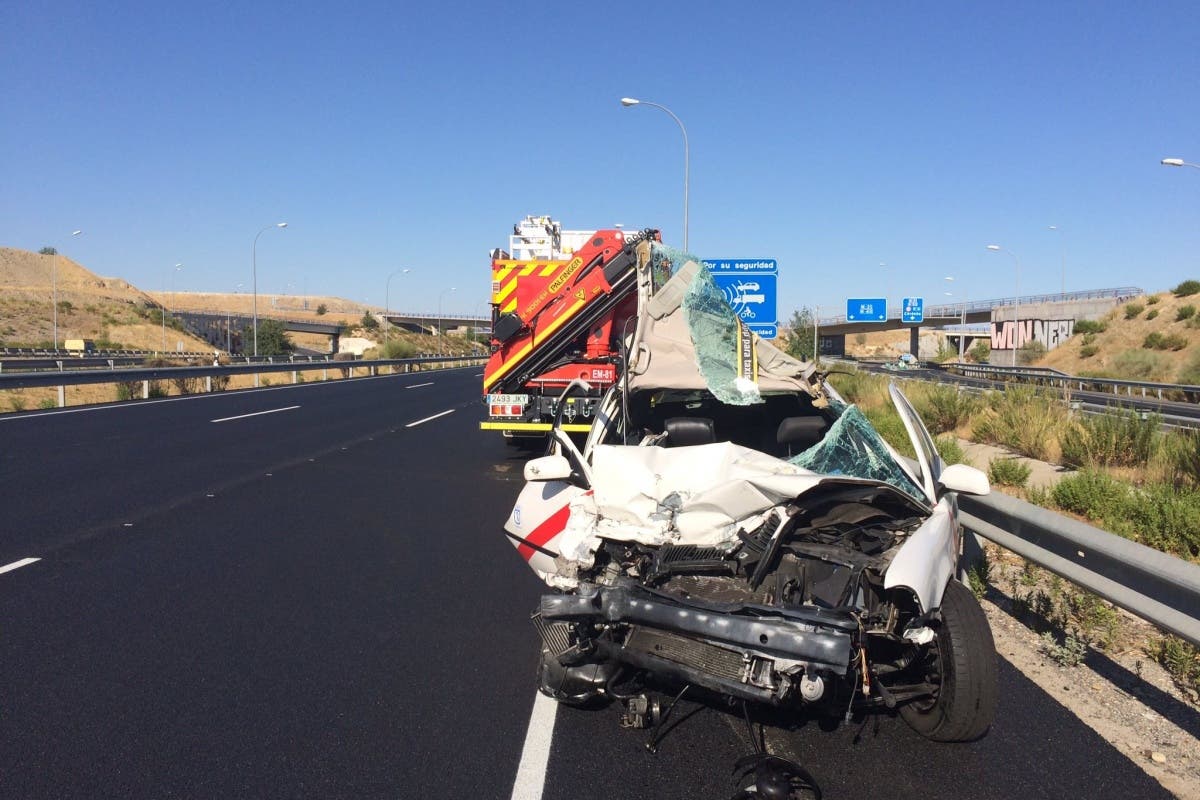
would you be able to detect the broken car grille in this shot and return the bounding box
[531,612,573,656]
[624,627,746,683]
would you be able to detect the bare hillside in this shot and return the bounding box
[1036,288,1200,383]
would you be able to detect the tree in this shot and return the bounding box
[315,303,328,316]
[781,307,816,361]
[39,246,58,255]
[360,312,380,331]
[243,319,295,355]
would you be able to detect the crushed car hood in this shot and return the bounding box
[545,441,923,589]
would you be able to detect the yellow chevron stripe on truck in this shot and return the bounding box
[482,292,590,391]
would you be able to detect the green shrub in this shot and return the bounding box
[988,457,1032,488]
[361,312,380,331]
[1145,308,1159,321]
[1111,349,1171,381]
[1162,430,1200,488]
[1172,279,1200,297]
[383,339,418,359]
[1050,471,1200,557]
[1146,294,1161,305]
[1016,340,1048,366]
[1176,305,1196,322]
[1081,332,1096,346]
[968,339,990,362]
[827,370,887,406]
[1143,332,1165,349]
[1079,344,1099,359]
[38,398,57,409]
[1149,332,1190,351]
[1179,350,1200,386]
[1153,636,1200,698]
[934,342,959,363]
[972,386,1065,461]
[1124,303,1144,319]
[1073,319,1107,334]
[1039,632,1088,667]
[934,435,967,466]
[910,383,979,434]
[56,300,74,313]
[1059,408,1159,468]
[7,395,27,412]
[316,303,328,315]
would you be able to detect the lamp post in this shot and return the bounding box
[53,230,83,350]
[437,287,456,356]
[1161,157,1200,170]
[163,263,183,351]
[621,97,689,251]
[1048,225,1066,299]
[986,244,1021,366]
[385,268,411,346]
[812,305,820,364]
[252,222,288,356]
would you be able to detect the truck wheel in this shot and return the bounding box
[899,579,998,742]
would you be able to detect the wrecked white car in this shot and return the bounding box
[503,248,998,757]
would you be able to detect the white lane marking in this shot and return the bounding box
[406,382,434,389]
[404,409,455,428]
[0,558,41,575]
[0,366,479,422]
[509,691,558,800]
[211,405,300,423]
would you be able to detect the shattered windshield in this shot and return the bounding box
[789,403,926,501]
[650,242,763,406]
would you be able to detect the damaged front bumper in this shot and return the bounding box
[538,584,856,704]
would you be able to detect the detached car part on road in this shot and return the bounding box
[503,246,998,749]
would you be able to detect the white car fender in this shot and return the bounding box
[883,498,959,613]
[505,480,588,582]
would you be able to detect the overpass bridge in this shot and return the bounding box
[176,312,345,354]
[177,311,492,354]
[815,286,1142,356]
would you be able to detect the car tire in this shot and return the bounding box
[899,579,998,742]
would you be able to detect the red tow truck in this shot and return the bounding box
[481,215,658,439]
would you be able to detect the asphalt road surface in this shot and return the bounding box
[0,369,1172,798]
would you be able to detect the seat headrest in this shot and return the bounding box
[777,416,827,451]
[664,416,715,447]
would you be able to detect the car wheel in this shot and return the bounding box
[899,579,998,742]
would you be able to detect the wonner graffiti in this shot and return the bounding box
[990,318,1075,351]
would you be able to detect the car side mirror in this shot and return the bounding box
[524,454,573,482]
[937,463,990,496]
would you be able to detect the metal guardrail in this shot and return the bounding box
[0,355,486,394]
[936,362,1200,403]
[959,492,1200,648]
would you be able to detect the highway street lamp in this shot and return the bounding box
[621,97,689,251]
[52,230,83,350]
[1048,225,1066,299]
[986,244,1021,366]
[252,222,288,356]
[437,287,456,356]
[163,263,183,351]
[1161,157,1200,170]
[385,268,412,346]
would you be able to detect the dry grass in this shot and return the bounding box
[1037,290,1200,382]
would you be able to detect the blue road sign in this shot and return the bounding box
[702,258,778,274]
[846,298,887,322]
[902,296,924,324]
[704,259,778,339]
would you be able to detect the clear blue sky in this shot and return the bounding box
[4,1,1198,320]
